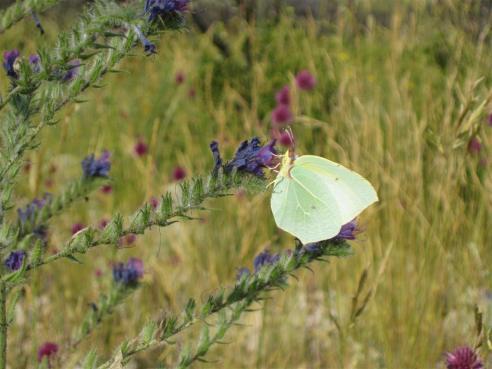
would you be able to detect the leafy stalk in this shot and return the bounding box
[0,0,60,34]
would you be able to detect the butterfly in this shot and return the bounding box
[270,145,378,245]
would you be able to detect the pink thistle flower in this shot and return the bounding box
[272,104,293,126]
[445,346,483,369]
[38,342,58,363]
[275,85,291,106]
[296,70,316,91]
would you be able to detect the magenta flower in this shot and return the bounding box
[172,166,187,181]
[37,342,58,363]
[279,131,294,147]
[134,139,149,157]
[175,71,185,85]
[445,346,483,369]
[272,104,293,126]
[149,196,159,209]
[100,184,113,194]
[468,137,481,155]
[296,70,316,91]
[275,85,291,106]
[71,223,86,235]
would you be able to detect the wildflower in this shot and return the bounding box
[145,0,189,22]
[236,267,250,280]
[275,85,291,106]
[272,104,293,126]
[3,49,20,78]
[445,346,483,369]
[335,220,358,241]
[71,223,86,235]
[133,25,156,55]
[134,138,149,157]
[149,196,159,209]
[113,258,144,286]
[214,137,277,177]
[37,342,58,363]
[81,151,111,178]
[98,218,109,230]
[175,71,185,85]
[100,184,113,194]
[209,141,223,175]
[253,250,280,273]
[4,251,26,271]
[172,166,187,181]
[468,137,481,155]
[296,70,316,91]
[29,54,41,73]
[62,60,81,82]
[279,131,294,147]
[31,11,44,34]
[17,193,51,226]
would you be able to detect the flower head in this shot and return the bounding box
[296,70,316,91]
[236,267,251,280]
[71,223,86,235]
[215,137,277,177]
[335,220,358,241]
[62,60,81,82]
[4,251,26,271]
[3,49,20,78]
[275,85,291,106]
[134,139,149,157]
[253,250,280,273]
[445,346,483,369]
[113,258,144,286]
[133,25,156,55]
[82,151,111,178]
[468,137,481,155]
[272,104,293,126]
[37,342,58,363]
[17,193,51,226]
[29,54,41,73]
[172,166,187,181]
[145,0,189,21]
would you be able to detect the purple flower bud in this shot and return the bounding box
[275,85,291,106]
[71,223,86,235]
[134,139,149,157]
[214,137,277,178]
[236,267,250,280]
[253,250,280,273]
[98,218,109,230]
[133,25,156,55]
[17,193,51,226]
[82,151,111,178]
[62,60,81,82]
[100,184,113,194]
[29,54,41,73]
[4,251,26,271]
[113,258,144,286]
[175,71,185,85]
[335,220,358,241]
[3,49,20,78]
[445,346,483,369]
[296,70,316,91]
[37,342,58,363]
[272,104,293,126]
[279,131,294,148]
[172,166,187,181]
[468,137,481,155]
[149,196,159,209]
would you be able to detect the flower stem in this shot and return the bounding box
[0,282,8,369]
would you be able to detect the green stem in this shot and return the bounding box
[0,282,8,369]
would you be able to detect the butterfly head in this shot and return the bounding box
[279,150,296,178]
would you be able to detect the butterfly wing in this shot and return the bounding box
[295,155,378,224]
[270,171,342,244]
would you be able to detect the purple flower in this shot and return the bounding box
[3,49,20,78]
[445,346,483,369]
[172,166,187,181]
[210,141,223,175]
[236,267,251,280]
[113,258,144,286]
[82,151,111,178]
[211,137,277,177]
[29,54,41,73]
[279,131,294,147]
[4,251,26,271]
[71,223,86,235]
[38,342,58,363]
[272,104,293,126]
[296,70,316,91]
[275,85,291,106]
[133,25,156,55]
[468,137,481,155]
[62,60,80,82]
[145,0,189,21]
[335,220,358,241]
[134,138,149,157]
[17,193,51,226]
[253,250,280,273]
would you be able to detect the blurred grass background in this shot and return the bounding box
[2,0,492,368]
